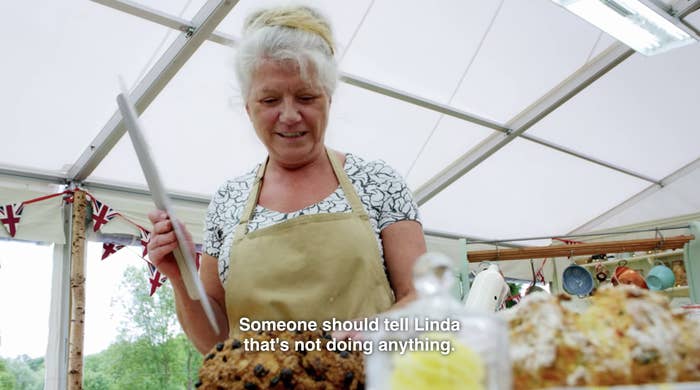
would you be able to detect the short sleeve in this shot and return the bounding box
[203,186,227,258]
[374,163,421,230]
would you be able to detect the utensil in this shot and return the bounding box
[562,264,594,296]
[646,260,675,290]
[613,267,648,289]
[611,260,631,286]
[117,79,220,334]
[671,260,687,286]
[594,262,609,282]
[526,259,546,295]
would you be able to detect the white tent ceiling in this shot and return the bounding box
[2,0,700,244]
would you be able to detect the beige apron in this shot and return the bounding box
[225,149,394,335]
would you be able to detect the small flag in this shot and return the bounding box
[0,203,24,237]
[146,261,167,296]
[101,242,124,260]
[139,228,151,257]
[90,198,119,232]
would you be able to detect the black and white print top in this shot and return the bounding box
[203,153,421,283]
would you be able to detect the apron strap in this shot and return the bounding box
[235,148,369,241]
[326,148,368,219]
[233,159,266,241]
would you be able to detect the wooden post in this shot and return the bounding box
[68,190,88,389]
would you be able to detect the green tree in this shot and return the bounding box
[0,358,17,390]
[84,345,120,390]
[1,355,43,390]
[82,265,202,389]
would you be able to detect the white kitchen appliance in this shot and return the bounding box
[464,263,510,312]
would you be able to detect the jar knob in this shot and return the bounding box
[413,252,458,297]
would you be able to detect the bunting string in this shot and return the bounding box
[1,187,202,296]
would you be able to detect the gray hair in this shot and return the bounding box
[235,6,338,98]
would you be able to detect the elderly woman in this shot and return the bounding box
[148,5,426,353]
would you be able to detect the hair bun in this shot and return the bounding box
[244,6,335,55]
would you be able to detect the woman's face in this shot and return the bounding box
[246,60,330,169]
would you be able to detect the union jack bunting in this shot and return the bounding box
[139,228,151,257]
[0,203,24,237]
[146,261,167,296]
[101,242,124,260]
[90,197,119,232]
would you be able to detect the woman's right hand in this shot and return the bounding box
[148,210,229,350]
[147,210,185,280]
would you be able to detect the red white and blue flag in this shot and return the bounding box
[90,197,119,232]
[146,261,167,296]
[0,203,24,237]
[101,242,124,260]
[139,228,151,257]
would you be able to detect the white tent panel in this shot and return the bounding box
[326,83,441,177]
[89,41,265,196]
[587,33,618,62]
[135,0,209,20]
[404,116,494,189]
[3,0,699,244]
[585,161,700,231]
[419,138,648,240]
[689,8,700,26]
[338,0,504,104]
[217,0,374,57]
[87,185,209,244]
[450,0,603,123]
[0,1,176,174]
[90,41,442,197]
[528,44,700,180]
[0,174,65,244]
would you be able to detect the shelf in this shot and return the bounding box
[578,250,684,269]
[467,235,693,262]
[661,285,689,298]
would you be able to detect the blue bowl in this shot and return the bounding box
[562,264,594,296]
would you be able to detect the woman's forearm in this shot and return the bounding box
[170,276,229,354]
[388,290,417,312]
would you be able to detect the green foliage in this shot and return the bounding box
[0,355,43,390]
[84,335,202,390]
[84,344,120,390]
[1,265,203,389]
[117,266,180,344]
[0,358,16,390]
[505,282,522,308]
[83,265,203,389]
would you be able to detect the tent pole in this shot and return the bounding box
[68,0,238,181]
[44,193,73,390]
[91,0,659,187]
[413,42,635,206]
[67,190,88,389]
[570,156,700,234]
[684,222,699,303]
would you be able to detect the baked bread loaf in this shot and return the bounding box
[504,285,700,389]
[197,330,365,389]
